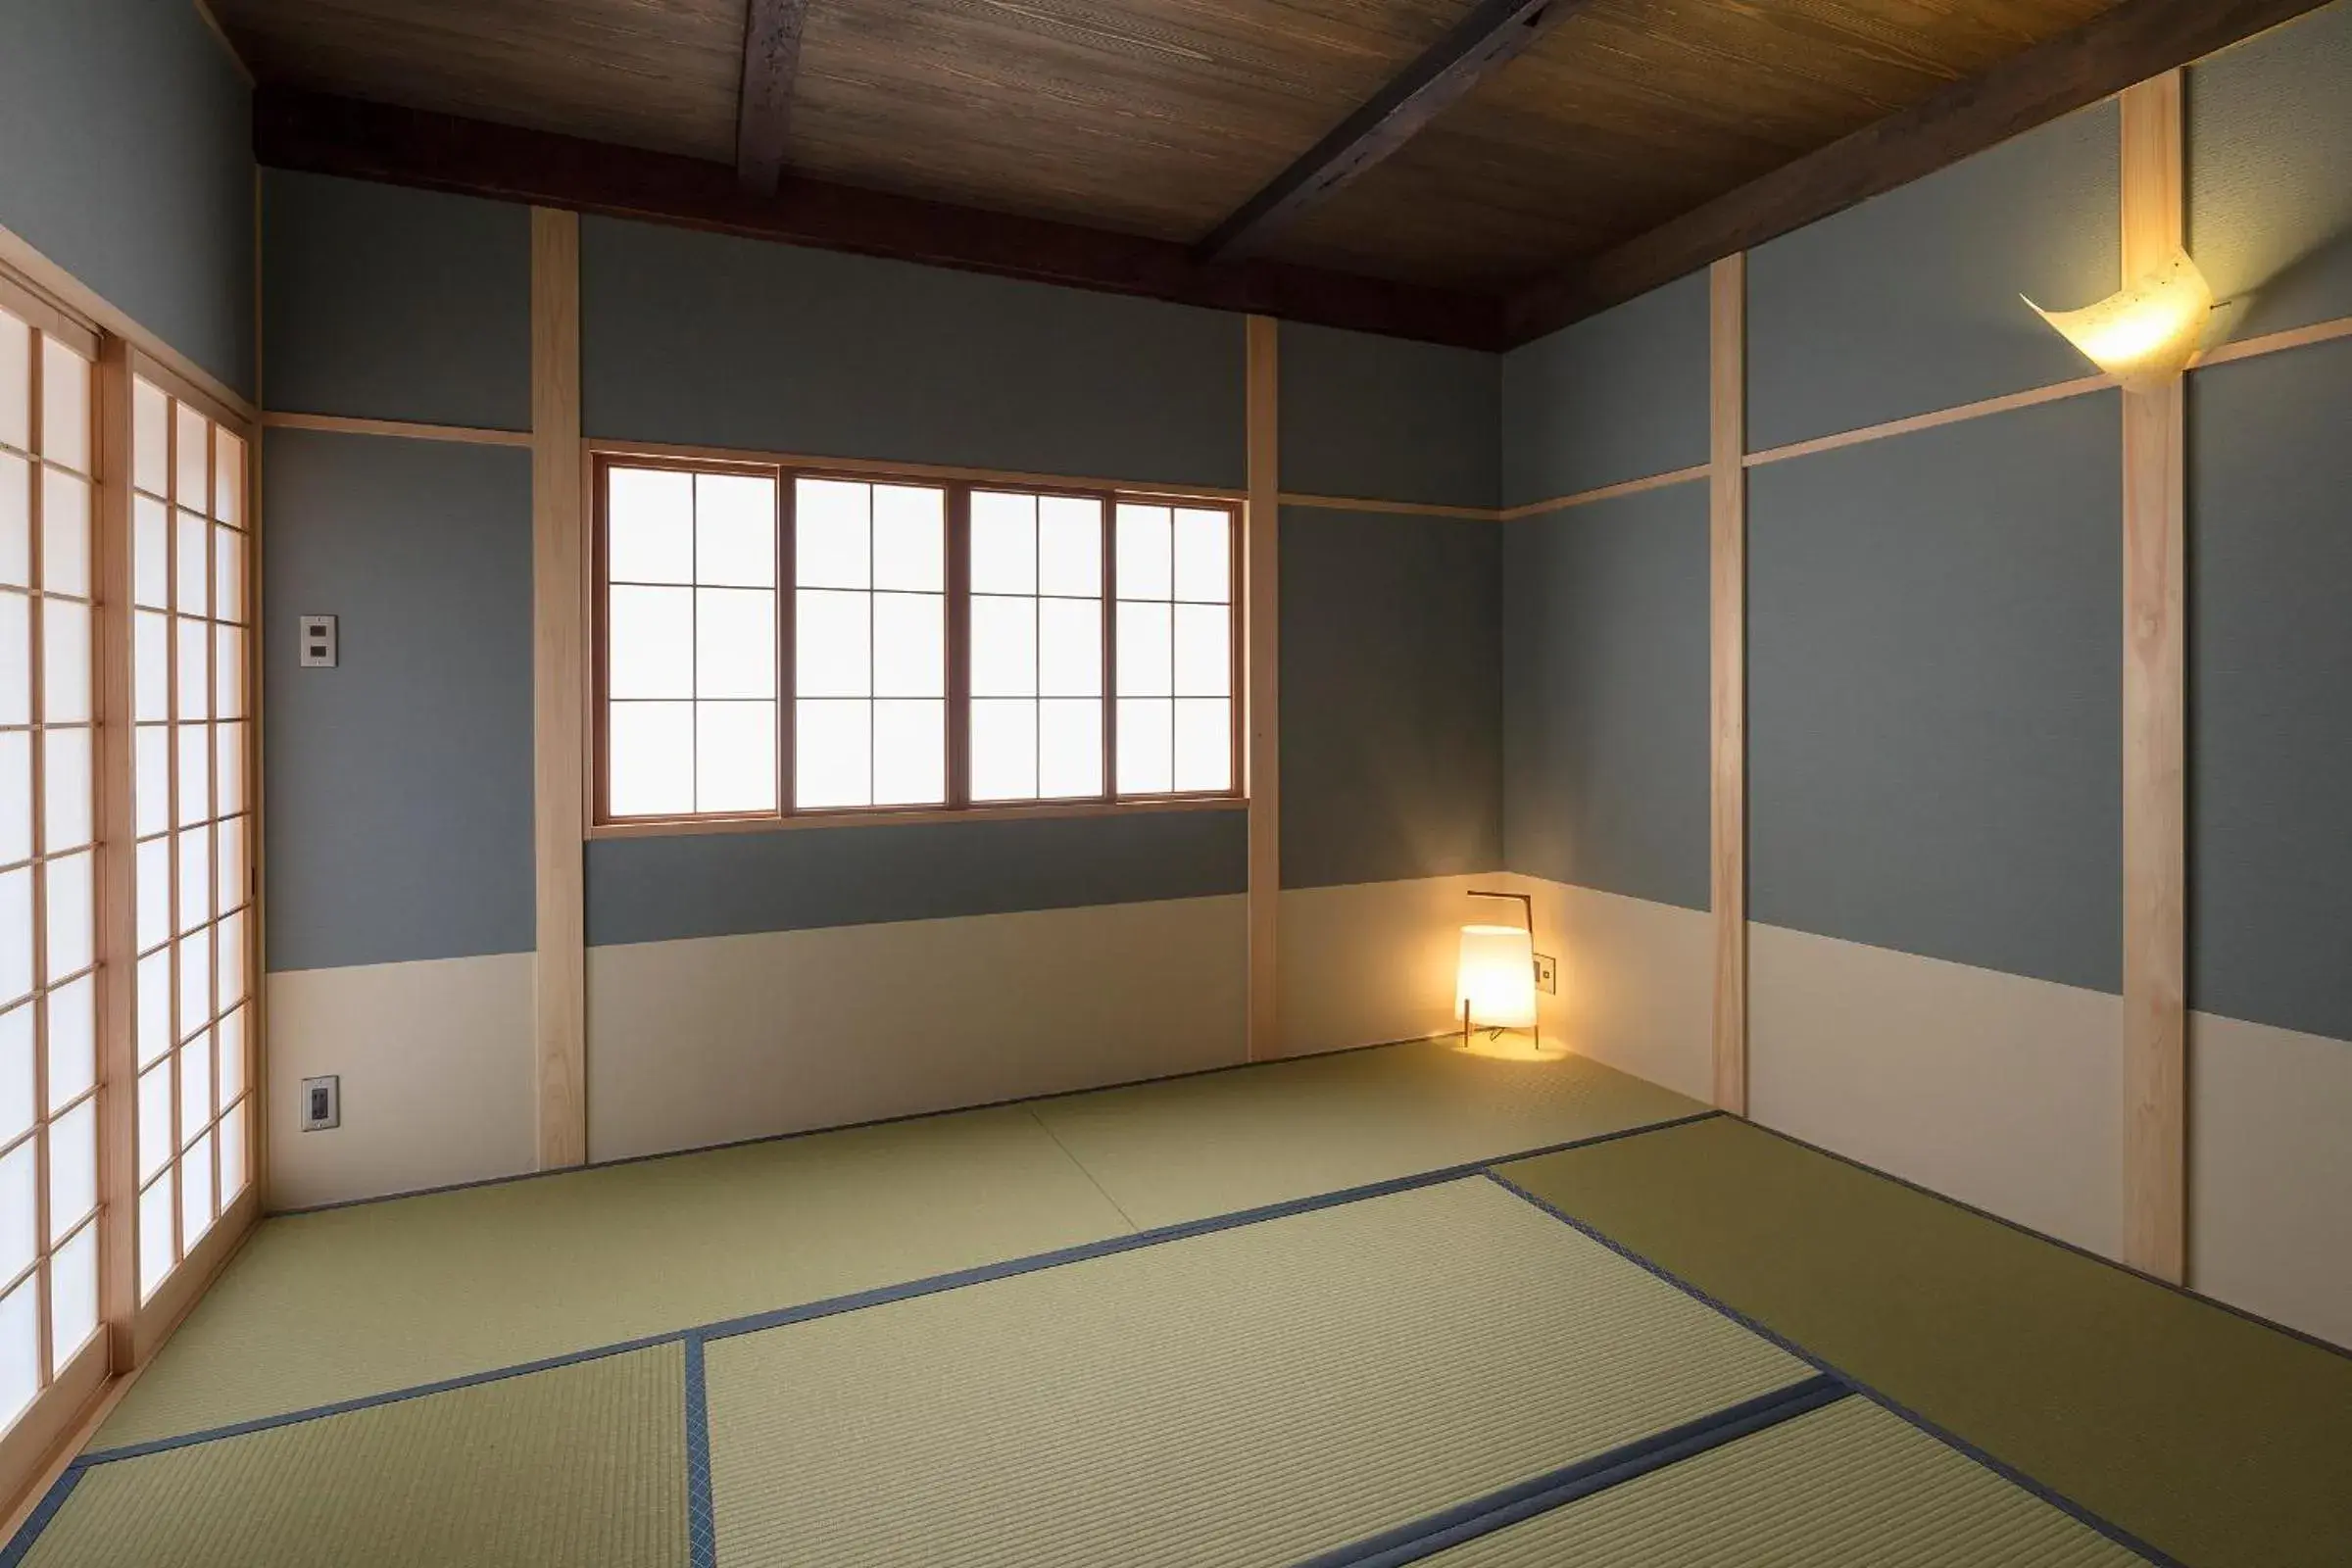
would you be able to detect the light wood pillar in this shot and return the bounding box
[1709,255,1749,1113]
[1245,316,1280,1062]
[2119,74,2187,1281]
[93,338,139,1366]
[530,209,588,1167]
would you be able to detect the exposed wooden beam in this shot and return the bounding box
[1508,0,2335,343]
[253,90,1504,350]
[1198,0,1590,261]
[735,0,810,195]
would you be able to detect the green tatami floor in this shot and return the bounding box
[99,1039,1703,1447]
[11,1039,2345,1568]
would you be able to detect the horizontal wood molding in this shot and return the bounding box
[1279,492,1497,520]
[1508,0,2336,340]
[261,410,533,446]
[1500,464,1711,521]
[1744,374,2117,468]
[1198,0,1592,261]
[254,89,1505,351]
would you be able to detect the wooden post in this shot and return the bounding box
[530,210,588,1168]
[1709,255,1749,1114]
[1245,317,1280,1062]
[93,338,138,1368]
[2119,74,2187,1282]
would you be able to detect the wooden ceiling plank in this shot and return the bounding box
[1507,0,2336,342]
[252,88,1506,349]
[736,0,811,193]
[1196,0,1595,262]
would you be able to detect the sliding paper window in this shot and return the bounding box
[605,466,782,816]
[795,478,947,809]
[0,304,101,1423]
[596,459,1235,824]
[1115,503,1233,795]
[129,378,253,1303]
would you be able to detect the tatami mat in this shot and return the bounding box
[1029,1039,1705,1230]
[101,1043,1699,1449]
[1498,1117,2352,1568]
[1424,1396,2147,1567]
[27,1346,685,1568]
[704,1177,1809,1567]
[99,1104,1129,1447]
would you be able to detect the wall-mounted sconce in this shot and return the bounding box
[1456,890,1561,1060]
[2026,248,2213,392]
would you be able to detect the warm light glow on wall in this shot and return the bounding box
[2027,248,2213,392]
[1455,923,1538,1030]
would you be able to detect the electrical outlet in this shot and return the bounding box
[1534,953,1558,995]
[299,614,338,668]
[301,1075,341,1131]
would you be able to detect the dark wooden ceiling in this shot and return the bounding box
[217,0,2317,342]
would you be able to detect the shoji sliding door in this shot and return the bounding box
[127,378,253,1303]
[0,299,103,1430]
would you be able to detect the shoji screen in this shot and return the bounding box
[128,379,252,1302]
[0,302,101,1427]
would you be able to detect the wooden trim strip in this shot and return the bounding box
[1245,316,1280,1063]
[2119,74,2188,1286]
[2191,311,2352,368]
[1708,255,1748,1116]
[531,210,589,1171]
[0,220,255,421]
[1744,374,2116,469]
[0,271,99,360]
[1278,492,1496,520]
[590,794,1246,842]
[1500,465,1711,521]
[93,340,139,1371]
[260,411,533,447]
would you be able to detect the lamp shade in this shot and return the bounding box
[1456,923,1538,1029]
[2027,248,2213,392]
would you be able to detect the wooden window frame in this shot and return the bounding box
[589,450,1244,837]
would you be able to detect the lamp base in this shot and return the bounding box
[1454,1027,1569,1063]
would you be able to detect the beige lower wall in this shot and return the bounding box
[586,895,1248,1162]
[1275,876,1490,1057]
[265,952,538,1210]
[2189,1009,2352,1349]
[1747,922,2125,1258]
[1511,875,1714,1101]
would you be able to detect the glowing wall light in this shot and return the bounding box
[2026,248,2213,392]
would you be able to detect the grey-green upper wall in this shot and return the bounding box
[1746,100,2117,453]
[1502,482,1709,912]
[263,171,530,429]
[1279,322,1498,510]
[1501,271,1708,509]
[2188,0,2352,340]
[0,0,254,394]
[582,217,1244,490]
[1281,508,1500,890]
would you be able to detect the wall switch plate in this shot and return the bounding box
[299,614,338,667]
[301,1075,341,1131]
[1534,953,1558,995]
